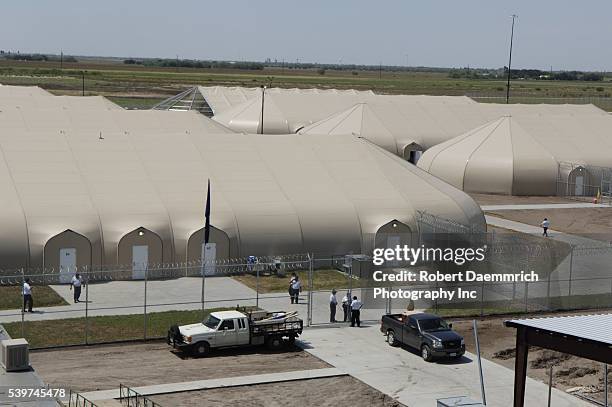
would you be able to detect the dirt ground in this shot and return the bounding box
[470,193,574,205]
[150,376,403,407]
[451,310,611,404]
[486,207,612,239]
[30,341,329,392]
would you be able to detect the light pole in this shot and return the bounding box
[506,14,518,104]
[260,85,266,134]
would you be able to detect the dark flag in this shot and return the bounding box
[204,179,211,245]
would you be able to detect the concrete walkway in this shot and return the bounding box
[485,214,610,247]
[482,203,610,211]
[80,367,344,401]
[299,325,591,407]
[0,277,391,325]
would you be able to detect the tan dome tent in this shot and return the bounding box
[0,88,485,274]
[299,103,406,157]
[417,116,559,195]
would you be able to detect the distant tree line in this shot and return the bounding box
[123,57,455,73]
[449,67,603,81]
[124,58,265,70]
[1,53,78,63]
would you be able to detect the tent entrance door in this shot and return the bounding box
[575,175,584,196]
[387,236,401,267]
[59,248,77,284]
[132,245,148,280]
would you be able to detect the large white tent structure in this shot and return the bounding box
[418,110,612,195]
[0,86,485,274]
[154,86,612,196]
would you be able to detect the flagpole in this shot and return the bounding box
[201,179,211,315]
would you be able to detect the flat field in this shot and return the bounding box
[1,58,611,110]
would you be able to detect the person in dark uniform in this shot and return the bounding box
[289,273,297,304]
[341,291,350,322]
[70,273,83,303]
[350,295,363,327]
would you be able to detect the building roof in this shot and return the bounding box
[505,313,612,346]
[0,88,485,270]
[417,110,612,195]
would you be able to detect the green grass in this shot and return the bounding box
[0,286,68,310]
[1,60,611,110]
[107,96,165,109]
[427,293,612,318]
[2,307,247,348]
[233,269,361,293]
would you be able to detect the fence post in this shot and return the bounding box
[524,281,529,312]
[143,266,148,341]
[256,266,259,309]
[568,247,574,296]
[85,267,89,345]
[546,269,551,308]
[21,268,25,339]
[200,260,206,319]
[307,253,313,327]
[480,281,485,317]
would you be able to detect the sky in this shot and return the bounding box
[2,0,611,71]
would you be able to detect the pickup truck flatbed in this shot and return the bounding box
[168,309,303,356]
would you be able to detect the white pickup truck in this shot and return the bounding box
[167,309,303,356]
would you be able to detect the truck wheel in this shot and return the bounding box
[193,342,210,357]
[387,330,398,347]
[266,336,283,350]
[286,336,296,348]
[421,345,434,362]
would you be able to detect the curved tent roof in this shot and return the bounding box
[417,112,612,195]
[300,102,416,156]
[0,95,484,270]
[417,116,559,195]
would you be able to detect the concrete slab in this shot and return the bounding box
[81,367,344,401]
[298,325,591,407]
[482,203,610,211]
[0,325,57,407]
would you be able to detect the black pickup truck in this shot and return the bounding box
[380,312,465,362]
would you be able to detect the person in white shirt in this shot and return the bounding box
[341,292,350,322]
[70,273,83,303]
[329,289,338,322]
[22,278,33,312]
[541,218,550,237]
[350,296,363,327]
[290,276,301,304]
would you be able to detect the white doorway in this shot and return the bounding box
[575,175,584,196]
[59,248,76,284]
[202,242,217,276]
[132,245,148,279]
[387,236,401,267]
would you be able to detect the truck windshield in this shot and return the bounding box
[203,315,221,329]
[418,318,449,332]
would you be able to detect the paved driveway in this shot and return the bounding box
[299,324,591,407]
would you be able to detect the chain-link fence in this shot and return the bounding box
[0,254,314,349]
[556,161,612,204]
[467,93,612,112]
[0,228,611,348]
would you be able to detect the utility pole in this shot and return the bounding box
[506,14,518,104]
[379,62,382,79]
[81,71,85,96]
[260,85,265,134]
[60,50,63,70]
